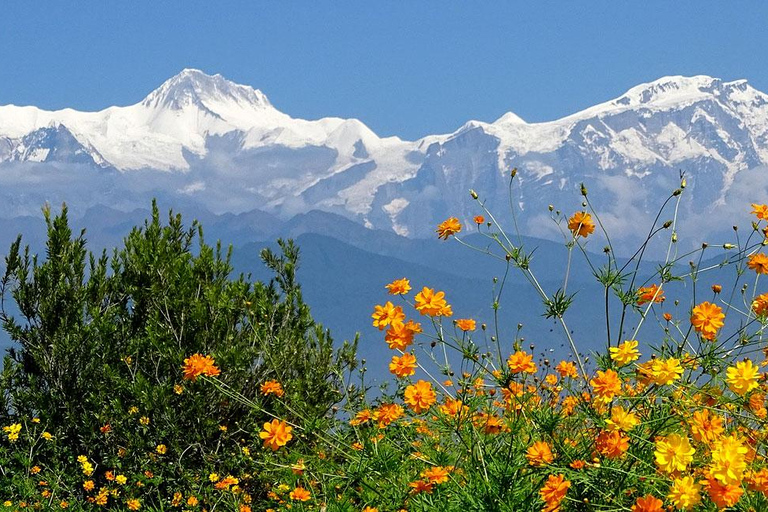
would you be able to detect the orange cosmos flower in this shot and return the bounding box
[569,460,585,469]
[389,352,418,378]
[748,468,768,494]
[690,409,724,444]
[372,301,405,330]
[182,354,221,381]
[214,475,239,490]
[748,253,768,274]
[595,430,629,458]
[555,361,578,379]
[436,217,462,240]
[385,278,411,295]
[404,380,437,413]
[455,318,476,331]
[260,380,284,397]
[374,403,404,428]
[526,441,554,466]
[636,284,664,305]
[752,292,768,317]
[439,397,468,418]
[421,466,452,484]
[590,369,622,402]
[289,487,311,502]
[409,479,434,494]
[474,215,485,225]
[568,211,595,238]
[472,412,505,434]
[507,350,537,374]
[704,476,743,508]
[349,409,373,426]
[752,203,768,221]
[414,287,449,316]
[630,495,663,512]
[259,419,293,451]
[385,323,416,350]
[690,301,724,340]
[539,474,570,511]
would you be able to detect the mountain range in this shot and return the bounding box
[2,70,768,250]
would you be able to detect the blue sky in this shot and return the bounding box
[1,2,767,139]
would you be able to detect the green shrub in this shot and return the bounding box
[0,202,356,507]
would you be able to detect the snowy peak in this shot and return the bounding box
[607,75,763,111]
[141,69,273,112]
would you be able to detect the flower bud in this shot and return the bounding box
[470,189,478,199]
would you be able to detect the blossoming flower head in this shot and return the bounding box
[260,380,285,397]
[526,441,554,466]
[690,409,724,444]
[605,406,639,432]
[539,474,570,511]
[385,322,416,350]
[609,340,640,365]
[436,217,461,240]
[389,352,417,378]
[631,495,664,512]
[374,403,404,427]
[726,359,760,395]
[595,429,629,458]
[710,434,749,485]
[371,301,405,330]
[385,277,411,295]
[752,292,768,317]
[654,433,695,473]
[690,301,725,340]
[289,487,311,501]
[748,252,768,274]
[259,419,293,451]
[705,475,743,508]
[568,211,595,238]
[414,287,449,317]
[590,369,622,402]
[636,284,664,305]
[668,476,701,511]
[455,318,476,331]
[649,357,683,385]
[555,360,578,379]
[507,350,537,374]
[752,203,768,221]
[404,380,437,414]
[182,354,220,381]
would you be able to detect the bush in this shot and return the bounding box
[0,202,355,508]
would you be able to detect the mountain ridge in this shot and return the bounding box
[1,70,768,251]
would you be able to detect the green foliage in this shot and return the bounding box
[0,202,356,506]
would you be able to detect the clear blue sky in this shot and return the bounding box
[1,2,767,140]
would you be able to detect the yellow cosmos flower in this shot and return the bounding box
[726,359,760,395]
[668,476,701,511]
[654,433,695,473]
[605,406,639,432]
[609,340,640,366]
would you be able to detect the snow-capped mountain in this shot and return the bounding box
[2,70,768,248]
